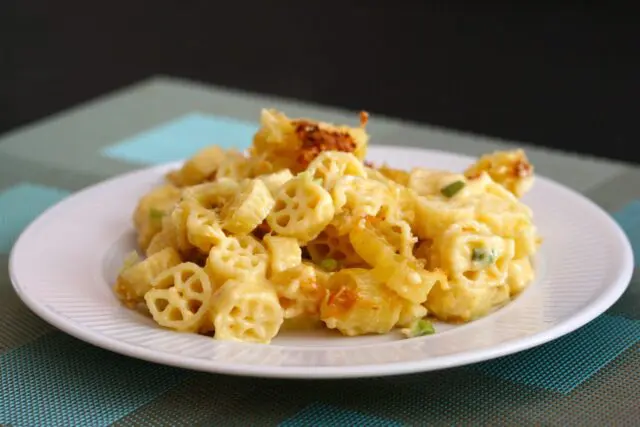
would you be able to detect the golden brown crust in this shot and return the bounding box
[513,159,533,178]
[359,111,369,128]
[293,121,357,168]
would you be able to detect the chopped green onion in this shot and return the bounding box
[320,258,339,272]
[149,208,165,220]
[472,248,497,265]
[440,180,465,198]
[402,319,435,338]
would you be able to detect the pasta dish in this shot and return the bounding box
[113,109,539,344]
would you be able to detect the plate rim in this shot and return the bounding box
[8,145,635,379]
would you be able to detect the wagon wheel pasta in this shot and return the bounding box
[266,172,335,243]
[145,262,214,332]
[210,279,284,344]
[113,108,540,343]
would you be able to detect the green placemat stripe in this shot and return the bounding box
[471,314,640,393]
[608,269,640,319]
[0,254,55,353]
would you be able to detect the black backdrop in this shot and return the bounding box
[1,2,639,164]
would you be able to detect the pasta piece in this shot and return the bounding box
[373,254,447,304]
[327,213,360,237]
[205,235,268,284]
[146,215,179,256]
[348,216,415,265]
[365,166,397,187]
[263,234,302,275]
[474,193,537,258]
[266,172,335,243]
[246,152,277,177]
[114,247,182,306]
[506,257,535,295]
[220,178,275,235]
[306,151,366,190]
[464,149,534,198]
[348,217,396,266]
[511,223,539,260]
[462,172,517,201]
[374,218,416,258]
[210,279,284,344]
[181,178,239,209]
[166,145,226,187]
[331,175,390,219]
[385,187,418,226]
[426,279,511,322]
[413,196,476,240]
[397,301,428,328]
[279,260,334,328]
[185,203,226,253]
[271,264,324,319]
[257,169,294,196]
[365,167,417,226]
[377,164,410,186]
[249,111,300,173]
[169,201,196,254]
[133,184,181,230]
[408,168,467,198]
[215,150,252,180]
[252,109,299,154]
[320,268,403,336]
[432,221,515,287]
[145,262,213,332]
[302,260,333,289]
[306,224,366,269]
[132,184,181,251]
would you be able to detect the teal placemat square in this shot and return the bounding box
[0,183,69,254]
[613,200,640,266]
[101,112,257,165]
[0,333,190,427]
[280,402,403,427]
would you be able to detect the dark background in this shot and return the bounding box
[1,2,639,164]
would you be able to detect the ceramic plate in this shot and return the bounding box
[9,146,634,378]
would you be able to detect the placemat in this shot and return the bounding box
[1,76,638,426]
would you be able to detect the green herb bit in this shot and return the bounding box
[313,178,323,186]
[320,258,339,272]
[402,319,436,338]
[440,180,465,198]
[471,248,497,265]
[149,208,165,220]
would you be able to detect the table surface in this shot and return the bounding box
[0,76,638,426]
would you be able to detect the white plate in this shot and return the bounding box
[9,146,634,379]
